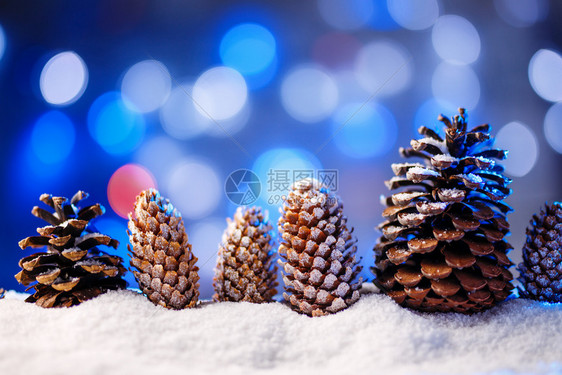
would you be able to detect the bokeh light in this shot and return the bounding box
[368,1,400,30]
[432,62,480,110]
[31,111,75,165]
[413,98,453,136]
[317,0,374,30]
[544,102,562,154]
[280,65,339,123]
[161,81,251,139]
[220,23,276,79]
[528,49,562,102]
[432,15,480,65]
[0,24,6,61]
[107,163,157,219]
[252,147,322,184]
[121,59,172,113]
[192,66,248,121]
[39,51,88,106]
[252,148,322,186]
[134,136,184,183]
[166,159,221,220]
[354,40,412,97]
[88,91,146,155]
[495,122,538,177]
[387,0,439,30]
[333,70,369,106]
[332,102,397,158]
[193,66,248,120]
[203,100,251,137]
[494,0,549,28]
[160,83,208,140]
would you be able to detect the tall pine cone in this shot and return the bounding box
[128,189,199,309]
[374,108,514,313]
[517,202,562,302]
[213,206,277,302]
[15,191,127,308]
[278,178,362,317]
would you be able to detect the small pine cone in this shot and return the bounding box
[15,191,127,308]
[374,108,515,313]
[278,178,363,317]
[517,202,562,302]
[128,189,199,309]
[213,206,277,302]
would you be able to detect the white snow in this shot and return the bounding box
[459,173,484,184]
[432,154,457,163]
[392,191,428,206]
[1,287,562,375]
[439,188,466,200]
[391,162,424,175]
[417,201,448,211]
[407,167,440,177]
[475,156,494,164]
[413,137,449,154]
[398,213,426,221]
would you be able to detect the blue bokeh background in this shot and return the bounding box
[1,0,561,298]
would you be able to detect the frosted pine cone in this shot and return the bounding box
[374,108,515,313]
[278,178,362,317]
[128,189,199,309]
[213,206,277,302]
[15,191,127,308]
[517,202,562,302]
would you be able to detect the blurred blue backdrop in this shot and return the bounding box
[1,0,561,298]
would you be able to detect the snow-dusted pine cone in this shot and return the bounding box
[517,202,562,302]
[128,189,199,309]
[15,191,127,308]
[374,108,515,313]
[278,178,362,317]
[213,206,277,302]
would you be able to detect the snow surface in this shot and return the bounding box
[1,285,562,375]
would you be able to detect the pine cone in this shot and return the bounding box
[15,191,127,308]
[128,189,199,309]
[374,108,515,313]
[517,202,562,302]
[278,178,362,317]
[213,206,277,302]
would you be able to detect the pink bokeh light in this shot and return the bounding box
[107,163,157,218]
